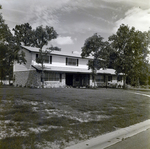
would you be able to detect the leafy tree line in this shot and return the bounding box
[0,5,26,84]
[81,24,150,88]
[0,5,60,87]
[1,3,150,88]
[13,23,61,87]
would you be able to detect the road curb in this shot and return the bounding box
[65,119,150,149]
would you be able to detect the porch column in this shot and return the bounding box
[105,75,108,88]
[89,74,94,87]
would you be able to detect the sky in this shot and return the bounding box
[0,0,150,53]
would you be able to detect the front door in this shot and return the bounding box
[66,74,73,86]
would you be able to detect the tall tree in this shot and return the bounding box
[109,24,150,88]
[0,5,26,84]
[81,33,110,87]
[13,24,60,88]
[33,25,60,88]
[13,23,34,46]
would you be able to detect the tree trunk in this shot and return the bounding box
[105,75,108,89]
[136,77,140,88]
[123,75,126,89]
[146,76,148,89]
[93,69,97,88]
[39,48,45,88]
[41,62,44,88]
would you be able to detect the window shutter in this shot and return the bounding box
[50,56,52,64]
[77,59,79,66]
[36,54,39,63]
[60,74,62,82]
[66,58,68,65]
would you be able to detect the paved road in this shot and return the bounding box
[105,129,150,149]
[65,120,150,149]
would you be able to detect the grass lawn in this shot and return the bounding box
[0,87,150,149]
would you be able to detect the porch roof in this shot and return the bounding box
[32,64,92,73]
[98,69,124,75]
[97,69,116,75]
[32,61,123,75]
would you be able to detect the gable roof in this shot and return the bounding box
[22,46,93,59]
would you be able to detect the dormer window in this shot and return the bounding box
[66,58,78,66]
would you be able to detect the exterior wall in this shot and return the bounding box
[14,70,41,88]
[108,75,123,87]
[26,70,41,88]
[32,52,89,70]
[51,55,66,66]
[78,59,89,69]
[14,48,34,72]
[23,48,34,70]
[14,71,30,87]
[93,74,124,88]
[14,62,28,72]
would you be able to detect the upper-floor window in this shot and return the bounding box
[66,58,78,66]
[36,54,52,64]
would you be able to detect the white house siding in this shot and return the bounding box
[51,55,66,66]
[40,54,89,70]
[107,75,123,87]
[14,48,34,72]
[14,62,28,72]
[78,58,89,69]
[21,48,33,69]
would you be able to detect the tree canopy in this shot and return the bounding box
[13,23,33,46]
[13,23,60,87]
[109,24,150,87]
[81,33,110,87]
[81,33,110,70]
[0,5,26,83]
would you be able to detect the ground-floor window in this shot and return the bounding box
[108,76,112,82]
[75,75,80,81]
[44,72,61,81]
[96,75,104,82]
[117,76,122,81]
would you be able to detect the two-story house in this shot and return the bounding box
[13,46,124,88]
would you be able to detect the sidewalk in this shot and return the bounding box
[105,128,150,149]
[65,119,150,149]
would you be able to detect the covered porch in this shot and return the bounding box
[66,73,90,87]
